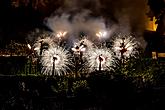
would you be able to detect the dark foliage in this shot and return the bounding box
[0,60,164,110]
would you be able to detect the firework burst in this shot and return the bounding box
[72,38,94,54]
[86,47,113,72]
[41,46,72,76]
[112,35,139,59]
[78,38,94,50]
[33,37,55,56]
[71,38,94,62]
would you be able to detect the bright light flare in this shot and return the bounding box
[56,31,67,38]
[112,35,139,59]
[80,46,86,52]
[72,38,94,55]
[96,31,107,38]
[27,44,31,49]
[86,48,113,72]
[41,46,72,76]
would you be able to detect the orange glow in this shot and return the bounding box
[158,53,165,57]
[146,17,158,31]
[152,52,157,59]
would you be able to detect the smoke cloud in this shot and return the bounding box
[60,0,147,34]
[44,0,147,48]
[45,10,112,45]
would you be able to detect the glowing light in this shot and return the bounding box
[41,46,72,76]
[112,35,139,59]
[96,31,107,38]
[86,47,113,71]
[27,44,31,49]
[152,52,157,59]
[56,31,67,38]
[146,17,158,31]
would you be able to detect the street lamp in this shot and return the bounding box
[115,37,129,66]
[39,41,49,56]
[52,56,57,76]
[79,41,86,64]
[114,36,135,60]
[72,43,86,77]
[39,40,43,56]
[96,54,106,71]
[52,54,60,76]
[72,45,80,77]
[27,44,32,74]
[119,38,127,59]
[72,44,86,64]
[38,40,49,74]
[113,35,139,76]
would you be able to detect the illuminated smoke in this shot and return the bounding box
[45,13,72,37]
[41,46,72,76]
[25,0,147,49]
[45,10,111,44]
[62,0,102,13]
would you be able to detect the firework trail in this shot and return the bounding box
[112,35,139,59]
[41,46,72,76]
[86,47,113,72]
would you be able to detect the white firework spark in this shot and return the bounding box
[41,46,72,76]
[86,47,113,72]
[78,38,94,50]
[27,44,32,50]
[56,31,67,38]
[112,35,139,59]
[53,31,68,43]
[33,37,55,56]
[72,38,94,55]
[96,31,107,39]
